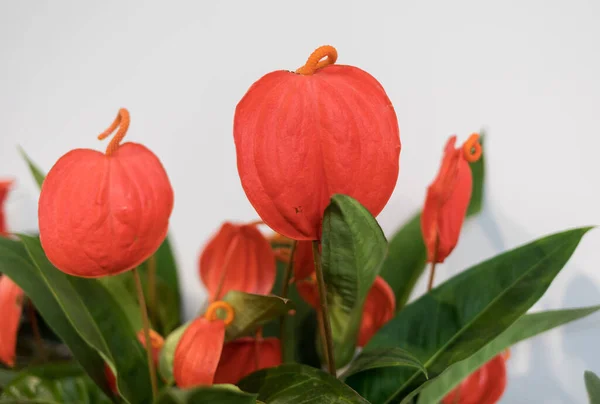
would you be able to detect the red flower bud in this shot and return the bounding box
[358,276,395,347]
[199,222,275,302]
[38,109,174,277]
[0,180,13,236]
[213,337,281,385]
[442,353,507,404]
[421,134,482,263]
[173,302,234,388]
[0,276,24,367]
[234,45,401,240]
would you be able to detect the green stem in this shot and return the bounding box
[312,241,336,376]
[133,268,158,399]
[279,240,297,362]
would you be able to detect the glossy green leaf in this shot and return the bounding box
[238,364,369,403]
[342,348,427,380]
[0,237,110,397]
[586,371,600,404]
[156,385,257,404]
[380,136,485,311]
[137,237,182,335]
[320,194,388,368]
[418,305,600,403]
[223,291,294,341]
[158,322,189,385]
[19,235,152,404]
[18,146,46,189]
[347,227,591,403]
[1,363,111,404]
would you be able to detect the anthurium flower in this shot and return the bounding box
[357,276,395,346]
[421,134,482,263]
[199,221,275,302]
[105,329,164,394]
[296,273,395,348]
[173,301,235,388]
[0,179,13,236]
[234,45,401,241]
[213,336,281,384]
[0,275,24,367]
[38,109,174,278]
[442,352,508,404]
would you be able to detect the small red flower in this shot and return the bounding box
[0,179,13,236]
[173,301,234,388]
[199,222,275,302]
[0,275,24,367]
[213,336,281,384]
[357,276,395,346]
[421,134,482,263]
[234,45,401,241]
[442,353,508,404]
[105,329,164,394]
[38,109,174,278]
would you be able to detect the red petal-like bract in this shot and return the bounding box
[442,354,507,404]
[293,240,316,281]
[213,337,281,384]
[234,62,401,240]
[421,136,472,263]
[199,222,276,302]
[0,180,12,236]
[0,276,24,367]
[358,276,395,347]
[38,143,174,277]
[173,317,225,388]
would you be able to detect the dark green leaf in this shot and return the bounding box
[238,364,369,403]
[380,136,486,311]
[156,385,257,404]
[0,237,110,397]
[321,194,388,368]
[0,369,17,389]
[137,236,182,335]
[1,363,111,404]
[347,227,591,403]
[223,291,294,341]
[342,348,427,380]
[19,235,152,404]
[418,305,600,403]
[585,371,600,404]
[18,147,46,190]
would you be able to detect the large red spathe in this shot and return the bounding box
[234,45,401,240]
[38,109,174,277]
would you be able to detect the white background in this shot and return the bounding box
[1,1,599,402]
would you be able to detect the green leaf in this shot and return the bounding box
[18,146,46,190]
[156,385,257,404]
[158,322,189,385]
[238,364,369,403]
[585,371,600,404]
[19,235,153,404]
[417,305,600,403]
[380,136,486,310]
[223,291,295,341]
[320,194,388,368]
[0,237,110,397]
[0,369,17,389]
[342,348,427,380]
[347,227,591,403]
[1,363,111,404]
[137,236,182,335]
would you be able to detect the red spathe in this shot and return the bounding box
[38,143,174,277]
[213,337,281,384]
[234,63,400,240]
[199,222,276,302]
[442,354,507,404]
[173,317,225,388]
[0,276,24,367]
[421,136,472,263]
